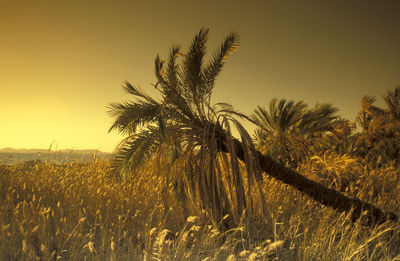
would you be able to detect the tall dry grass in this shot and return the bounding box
[1,153,400,260]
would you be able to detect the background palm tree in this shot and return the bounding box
[354,90,400,166]
[251,99,338,168]
[109,28,397,229]
[384,86,400,122]
[321,118,356,155]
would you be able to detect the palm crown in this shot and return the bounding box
[251,99,338,167]
[354,87,400,165]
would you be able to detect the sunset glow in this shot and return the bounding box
[1,0,399,152]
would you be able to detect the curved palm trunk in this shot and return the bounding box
[215,128,398,227]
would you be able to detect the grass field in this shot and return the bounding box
[1,156,399,260]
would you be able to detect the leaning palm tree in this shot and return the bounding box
[109,28,397,229]
[108,28,265,230]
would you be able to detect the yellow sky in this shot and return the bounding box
[1,0,399,152]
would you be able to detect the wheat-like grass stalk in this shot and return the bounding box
[0,155,399,260]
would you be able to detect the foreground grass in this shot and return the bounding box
[1,157,400,260]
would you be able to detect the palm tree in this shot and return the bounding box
[108,28,397,228]
[355,92,400,166]
[384,86,400,122]
[321,118,356,155]
[108,28,265,230]
[383,87,400,162]
[251,99,338,167]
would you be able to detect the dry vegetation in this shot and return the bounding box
[2,29,399,260]
[1,153,400,260]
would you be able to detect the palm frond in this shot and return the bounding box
[182,28,209,105]
[250,106,273,133]
[122,81,155,102]
[203,32,240,97]
[109,127,162,178]
[154,55,166,87]
[107,100,162,134]
[166,45,183,93]
[384,86,400,121]
[300,103,338,134]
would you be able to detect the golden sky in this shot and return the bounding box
[1,0,399,152]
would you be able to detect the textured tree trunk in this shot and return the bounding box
[216,130,398,227]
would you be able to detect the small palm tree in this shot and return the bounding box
[384,86,400,122]
[325,118,357,154]
[355,91,400,166]
[251,99,338,167]
[383,87,400,162]
[109,28,397,228]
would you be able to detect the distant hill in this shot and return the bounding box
[0,148,112,164]
[0,147,108,154]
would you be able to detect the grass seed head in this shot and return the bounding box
[187,216,200,224]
